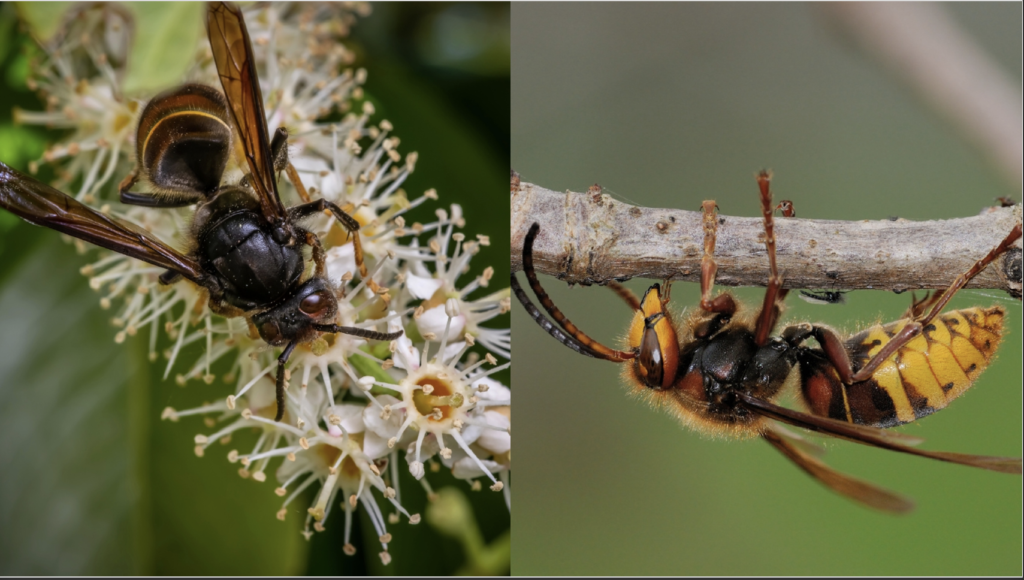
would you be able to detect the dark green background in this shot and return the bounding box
[512,2,1021,576]
[0,2,509,575]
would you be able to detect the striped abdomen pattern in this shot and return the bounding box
[799,306,1005,428]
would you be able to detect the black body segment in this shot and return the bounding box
[253,278,336,346]
[138,83,232,197]
[200,210,304,309]
[668,326,793,426]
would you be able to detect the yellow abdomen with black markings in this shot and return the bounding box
[799,306,1005,428]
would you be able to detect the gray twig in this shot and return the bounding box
[511,176,1022,298]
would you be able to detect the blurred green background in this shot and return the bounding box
[512,2,1021,576]
[0,1,509,575]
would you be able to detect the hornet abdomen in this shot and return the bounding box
[800,306,1005,428]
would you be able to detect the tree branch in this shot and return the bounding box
[510,174,1023,298]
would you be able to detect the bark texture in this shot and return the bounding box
[510,175,1023,298]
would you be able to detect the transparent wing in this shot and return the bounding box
[762,426,914,513]
[207,1,286,221]
[739,392,1022,474]
[0,162,204,282]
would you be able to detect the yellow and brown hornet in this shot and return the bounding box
[513,170,1022,512]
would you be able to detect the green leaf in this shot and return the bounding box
[425,487,511,575]
[0,7,15,63]
[15,2,73,43]
[0,124,47,169]
[413,6,510,76]
[349,351,401,397]
[0,236,309,575]
[0,238,139,574]
[121,3,204,97]
[4,50,30,89]
[0,210,17,232]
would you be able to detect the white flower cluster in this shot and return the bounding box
[16,3,510,566]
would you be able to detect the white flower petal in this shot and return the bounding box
[386,311,404,334]
[248,377,278,410]
[319,168,344,199]
[443,341,466,362]
[477,412,510,454]
[363,395,402,438]
[392,340,420,371]
[406,273,444,300]
[325,244,356,286]
[472,377,511,402]
[387,313,420,371]
[459,422,483,446]
[363,430,391,460]
[275,445,322,483]
[406,433,440,462]
[290,155,330,174]
[415,304,466,341]
[334,404,365,433]
[452,457,503,479]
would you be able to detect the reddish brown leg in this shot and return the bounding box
[800,325,859,386]
[293,196,384,298]
[775,199,796,218]
[659,278,677,328]
[912,222,1021,328]
[118,168,139,197]
[699,200,737,314]
[849,223,1021,381]
[801,224,1022,384]
[753,170,790,346]
[286,163,312,203]
[349,229,385,298]
[900,291,942,320]
[303,230,327,278]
